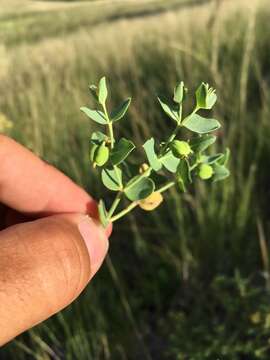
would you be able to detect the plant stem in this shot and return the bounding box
[111,180,176,222]
[110,201,138,222]
[157,181,175,193]
[160,123,181,156]
[107,192,122,219]
[160,104,183,156]
[103,103,115,149]
[108,121,115,148]
[103,103,122,187]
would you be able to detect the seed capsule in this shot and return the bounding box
[198,164,213,180]
[170,140,192,158]
[95,143,109,167]
[139,192,163,211]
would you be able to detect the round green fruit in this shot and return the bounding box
[170,140,192,158]
[198,164,213,180]
[95,144,109,166]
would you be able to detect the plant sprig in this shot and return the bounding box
[81,77,230,227]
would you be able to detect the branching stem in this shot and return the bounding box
[110,201,139,222]
[107,192,122,219]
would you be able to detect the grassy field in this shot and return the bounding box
[1,0,270,358]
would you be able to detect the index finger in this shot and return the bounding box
[0,135,97,217]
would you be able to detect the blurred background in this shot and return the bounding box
[1,0,270,358]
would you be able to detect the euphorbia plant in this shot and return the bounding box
[81,77,230,227]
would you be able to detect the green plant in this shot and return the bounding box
[81,77,230,227]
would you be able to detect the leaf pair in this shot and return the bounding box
[81,98,131,124]
[143,138,181,173]
[81,76,131,124]
[102,167,155,201]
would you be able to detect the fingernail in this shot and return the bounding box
[78,216,109,278]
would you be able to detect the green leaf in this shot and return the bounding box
[90,131,107,145]
[173,81,185,104]
[111,138,135,165]
[89,85,98,102]
[176,159,191,192]
[196,83,217,110]
[183,114,220,134]
[111,98,131,122]
[143,138,162,171]
[218,148,230,166]
[98,77,108,105]
[190,135,216,153]
[98,200,109,228]
[161,151,180,173]
[101,168,122,191]
[201,153,224,164]
[124,176,155,201]
[80,107,107,124]
[157,97,179,122]
[213,164,230,182]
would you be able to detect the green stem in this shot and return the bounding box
[160,104,183,156]
[107,192,122,219]
[110,201,138,222]
[157,181,175,193]
[108,121,115,148]
[103,103,115,149]
[160,123,181,156]
[103,103,122,187]
[111,180,176,223]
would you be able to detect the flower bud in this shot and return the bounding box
[139,163,150,174]
[170,140,192,158]
[139,192,163,211]
[198,164,213,180]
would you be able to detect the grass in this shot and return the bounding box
[1,0,270,358]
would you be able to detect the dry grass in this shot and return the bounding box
[1,0,270,358]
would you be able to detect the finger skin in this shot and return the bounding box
[0,214,108,345]
[0,135,112,235]
[0,135,96,216]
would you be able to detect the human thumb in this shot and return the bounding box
[0,214,108,345]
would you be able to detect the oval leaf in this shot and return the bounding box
[218,148,230,166]
[160,151,180,173]
[91,131,107,145]
[124,176,155,201]
[201,153,224,164]
[143,138,162,171]
[101,168,122,191]
[98,77,108,105]
[213,164,230,182]
[111,98,131,122]
[190,135,216,152]
[111,138,135,165]
[157,97,179,122]
[80,107,107,124]
[173,81,185,104]
[183,114,220,134]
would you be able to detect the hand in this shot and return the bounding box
[0,135,110,345]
